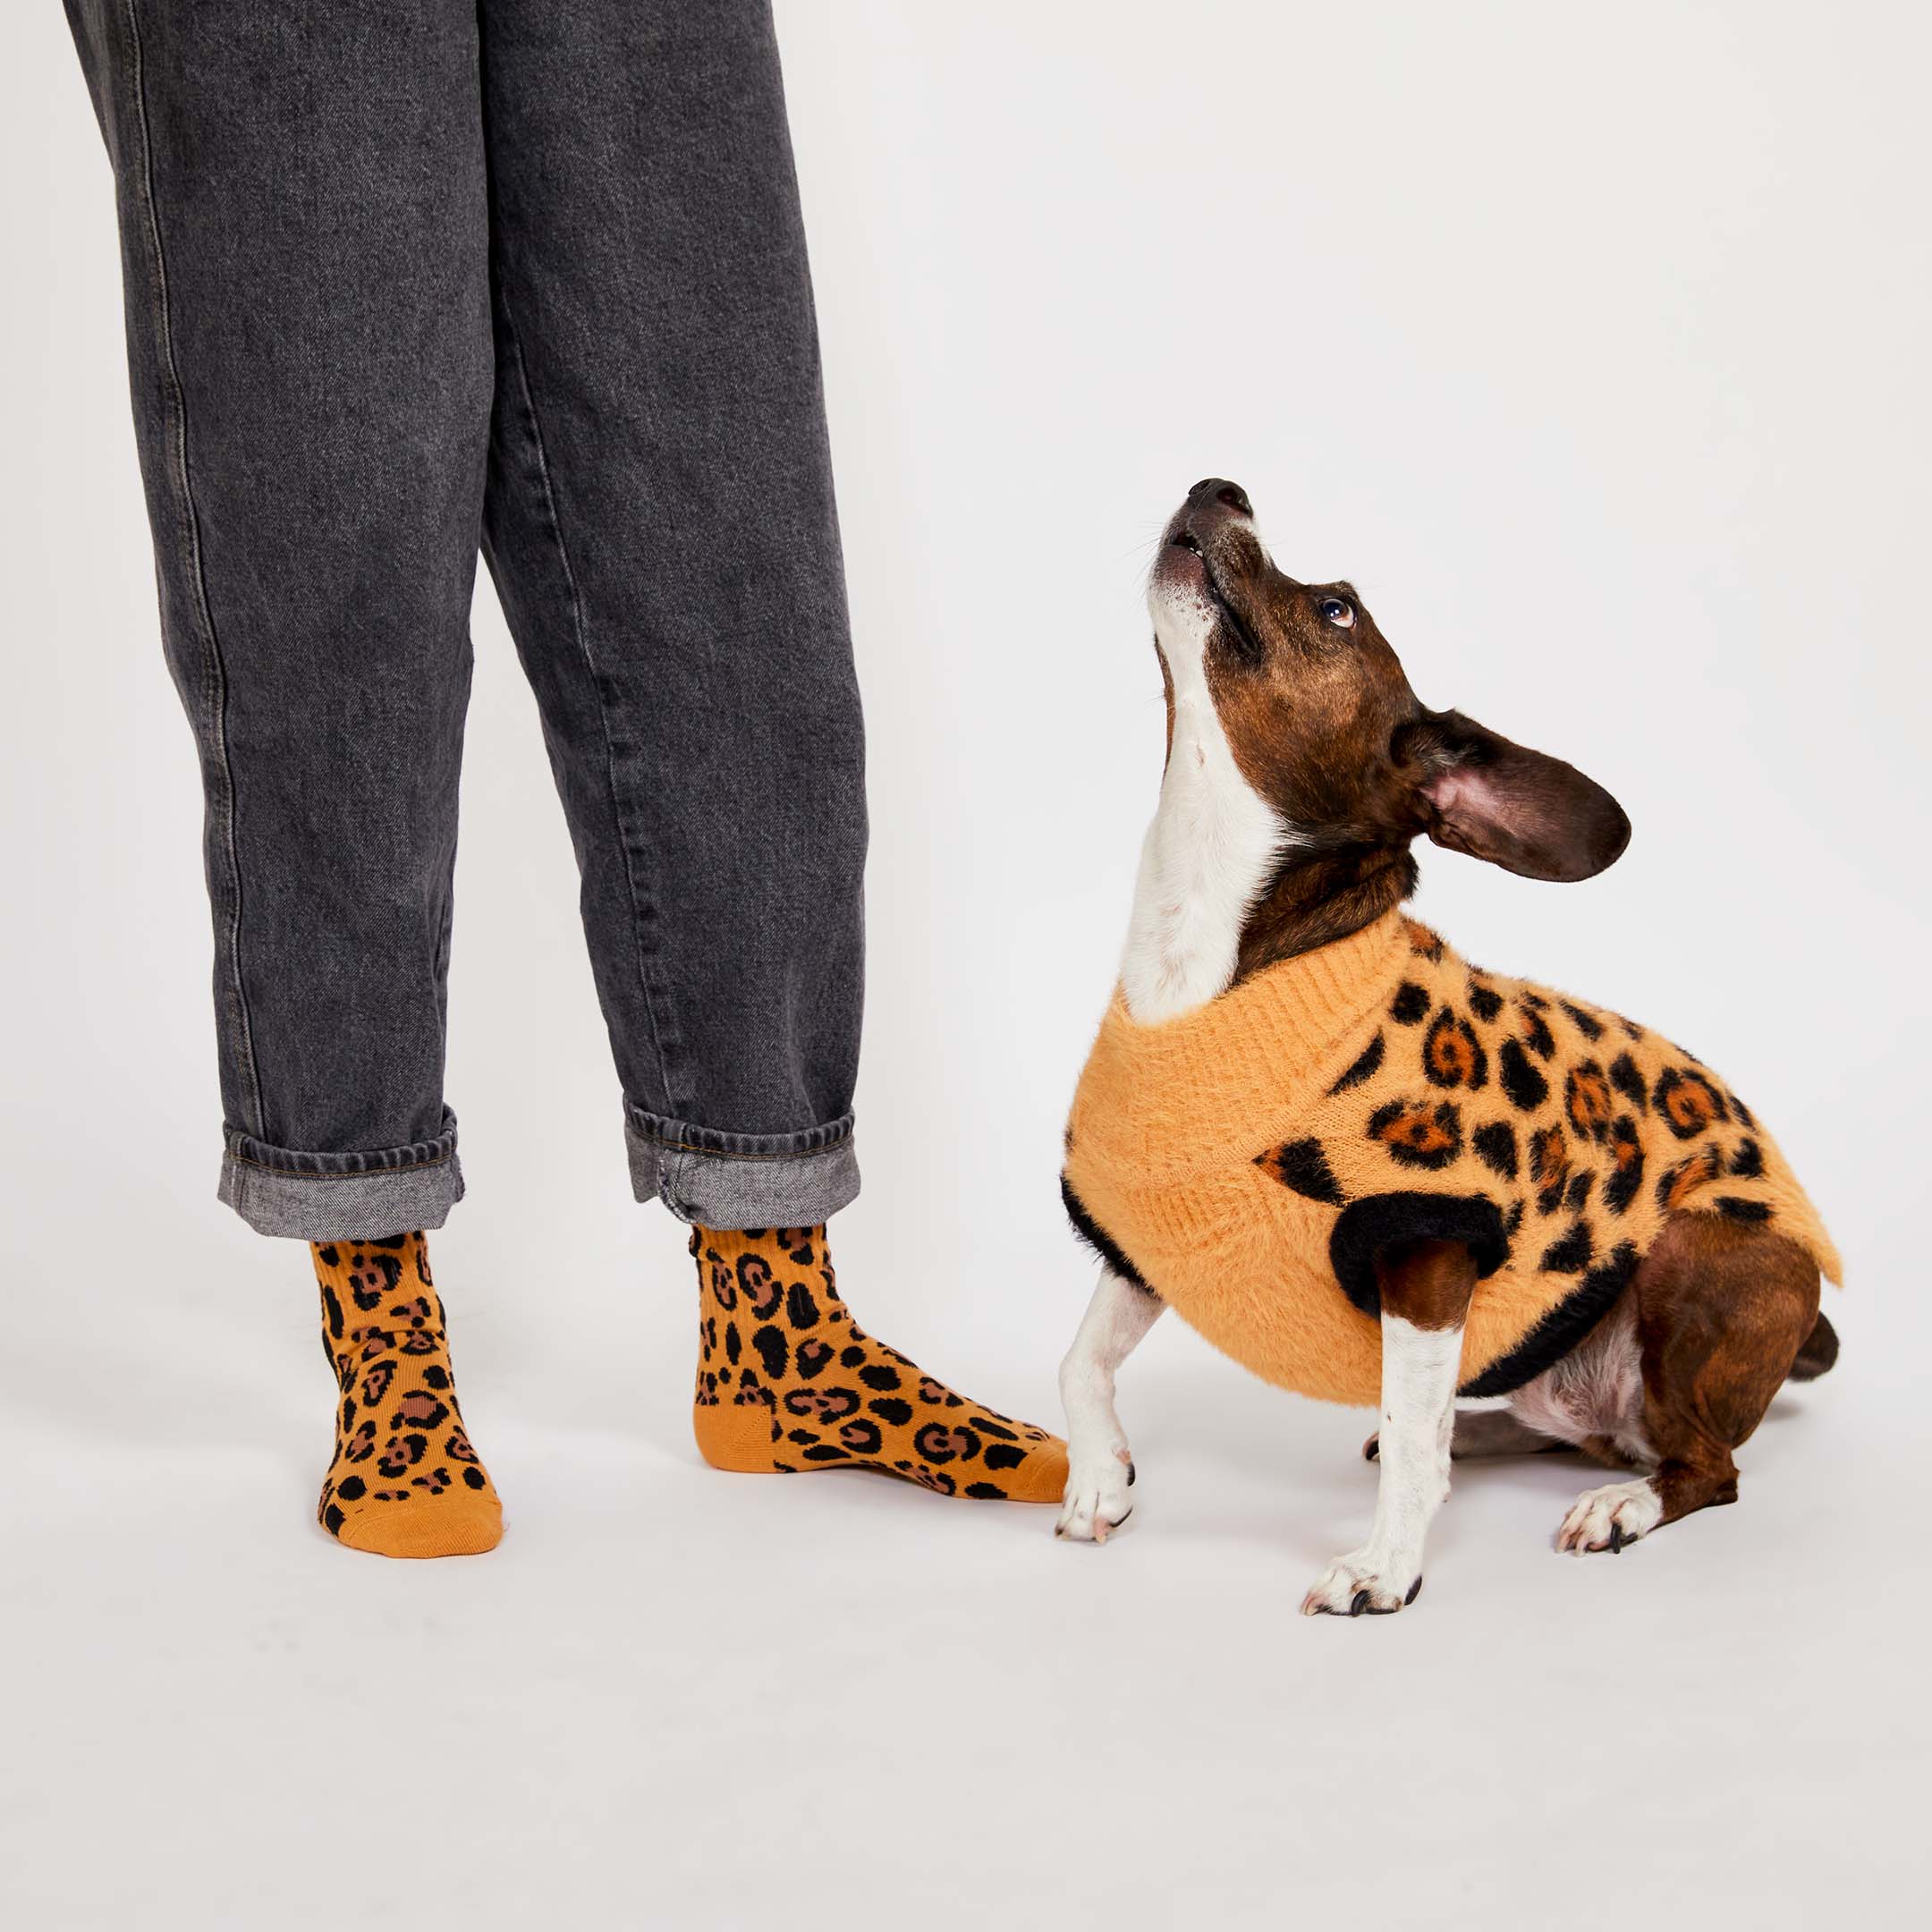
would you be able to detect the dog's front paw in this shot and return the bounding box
[1301,1550,1423,1617]
[1055,1442,1133,1544]
[1556,1479,1662,1555]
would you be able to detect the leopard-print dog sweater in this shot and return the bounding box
[1063,911,1841,1407]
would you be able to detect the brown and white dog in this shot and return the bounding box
[1054,479,1838,1613]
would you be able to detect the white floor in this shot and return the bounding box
[4,1216,1922,1932]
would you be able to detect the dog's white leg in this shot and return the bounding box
[1302,1313,1462,1614]
[1056,1267,1164,1543]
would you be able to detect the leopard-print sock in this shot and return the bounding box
[312,1233,502,1558]
[691,1225,1069,1501]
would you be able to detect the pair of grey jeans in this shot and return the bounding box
[65,0,868,1240]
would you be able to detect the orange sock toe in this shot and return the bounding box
[691,1225,1066,1502]
[312,1233,503,1558]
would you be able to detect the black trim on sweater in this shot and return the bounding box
[1456,1241,1640,1398]
[1328,1191,1510,1319]
[1061,1176,1160,1299]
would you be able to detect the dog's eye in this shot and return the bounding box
[1318,597,1355,629]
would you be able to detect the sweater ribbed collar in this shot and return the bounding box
[1075,910,1413,1177]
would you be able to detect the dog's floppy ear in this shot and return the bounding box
[1397,710,1630,881]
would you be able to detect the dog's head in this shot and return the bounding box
[1148,479,1629,882]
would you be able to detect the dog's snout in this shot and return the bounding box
[1188,478,1252,518]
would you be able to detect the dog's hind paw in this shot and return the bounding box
[1055,1442,1133,1544]
[1301,1552,1422,1617]
[1556,1478,1663,1555]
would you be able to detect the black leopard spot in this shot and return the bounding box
[420,1364,450,1391]
[1565,1171,1595,1214]
[1656,1146,1724,1211]
[1730,1092,1757,1130]
[1518,1007,1556,1060]
[462,1467,487,1491]
[736,1252,782,1318]
[786,1280,821,1329]
[1608,1053,1648,1109]
[321,1283,344,1340]
[1529,1123,1569,1215]
[859,1363,902,1392]
[343,1422,377,1463]
[1256,1138,1344,1204]
[1328,1032,1386,1095]
[346,1252,403,1311]
[1714,1196,1773,1224]
[795,1339,834,1380]
[1603,1115,1645,1215]
[316,1245,341,1269]
[1472,1122,1520,1180]
[785,1386,860,1422]
[983,1444,1027,1470]
[914,1423,980,1464]
[1366,1097,1463,1170]
[1423,1008,1489,1090]
[1499,1038,1550,1110]
[964,1483,1009,1500]
[1655,1067,1729,1140]
[335,1475,367,1503]
[1564,1061,1613,1143]
[752,1326,788,1378]
[1504,1199,1525,1239]
[1540,1221,1594,1275]
[1468,981,1504,1022]
[801,1445,852,1463]
[1729,1139,1764,1179]
[837,1420,884,1454]
[1390,982,1430,1025]
[323,1504,346,1536]
[376,1433,428,1479]
[1558,1001,1605,1041]
[394,1392,448,1428]
[869,1397,913,1426]
[970,1416,1020,1440]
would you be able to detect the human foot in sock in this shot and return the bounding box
[691,1225,1068,1500]
[312,1233,503,1557]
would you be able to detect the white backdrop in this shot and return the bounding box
[4,4,1928,1927]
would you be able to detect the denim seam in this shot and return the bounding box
[224,1148,457,1179]
[122,0,267,1139]
[495,287,684,1121]
[636,1136,847,1165]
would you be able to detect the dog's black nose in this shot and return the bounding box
[1188,478,1252,517]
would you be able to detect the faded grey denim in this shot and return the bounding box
[65,0,866,1239]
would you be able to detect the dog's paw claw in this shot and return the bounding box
[1555,1479,1662,1555]
[1301,1552,1420,1618]
[1057,1445,1135,1544]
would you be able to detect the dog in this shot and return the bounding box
[1055,479,1841,1614]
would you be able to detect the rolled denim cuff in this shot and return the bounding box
[216,1108,464,1241]
[624,1103,860,1228]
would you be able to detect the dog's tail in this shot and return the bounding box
[1787,1310,1840,1383]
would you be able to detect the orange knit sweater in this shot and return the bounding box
[1063,912,1840,1408]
